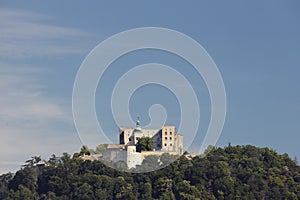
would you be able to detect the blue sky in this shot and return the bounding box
[0,1,299,174]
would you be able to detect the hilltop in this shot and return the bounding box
[0,145,299,199]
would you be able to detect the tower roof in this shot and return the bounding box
[135,117,141,131]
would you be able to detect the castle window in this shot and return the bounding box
[170,132,172,135]
[165,137,167,140]
[129,138,132,141]
[170,143,172,146]
[170,137,172,140]
[164,143,167,146]
[165,132,167,135]
[136,137,140,140]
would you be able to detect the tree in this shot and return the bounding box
[48,175,71,196]
[1,144,300,199]
[0,173,13,199]
[23,156,41,167]
[9,167,36,192]
[139,182,152,199]
[48,154,60,166]
[135,155,160,172]
[73,183,94,200]
[174,180,201,200]
[160,153,178,167]
[13,185,35,200]
[95,144,108,154]
[79,145,91,156]
[114,161,128,171]
[136,137,153,152]
[153,177,174,199]
[294,156,298,165]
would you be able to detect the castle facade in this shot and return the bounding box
[87,120,184,169]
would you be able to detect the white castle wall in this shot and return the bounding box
[126,145,142,169]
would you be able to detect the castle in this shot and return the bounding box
[102,119,183,169]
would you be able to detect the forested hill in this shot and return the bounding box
[1,145,300,199]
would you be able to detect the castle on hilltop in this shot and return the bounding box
[102,119,183,169]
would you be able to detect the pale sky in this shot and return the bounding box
[0,1,299,174]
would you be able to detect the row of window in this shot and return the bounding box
[165,131,173,135]
[164,143,172,147]
[128,135,175,143]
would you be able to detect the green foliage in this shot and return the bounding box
[160,153,178,167]
[95,144,108,154]
[73,183,94,200]
[136,137,153,152]
[134,155,160,172]
[48,154,60,166]
[0,173,13,199]
[0,145,300,199]
[12,185,36,200]
[23,156,41,167]
[8,167,36,192]
[79,145,91,156]
[174,180,201,199]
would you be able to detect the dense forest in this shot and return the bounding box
[0,145,300,199]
